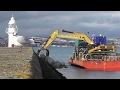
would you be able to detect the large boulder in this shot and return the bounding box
[40,54,67,68]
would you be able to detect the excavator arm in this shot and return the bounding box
[57,30,94,44]
[37,30,59,56]
[40,29,94,50]
[37,29,94,56]
[37,29,116,56]
[40,30,59,50]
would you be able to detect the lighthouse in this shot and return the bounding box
[5,15,31,47]
[5,15,18,47]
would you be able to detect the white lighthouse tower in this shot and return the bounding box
[5,15,18,47]
[5,15,31,47]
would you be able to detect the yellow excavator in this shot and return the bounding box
[37,29,116,56]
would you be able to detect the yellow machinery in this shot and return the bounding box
[37,29,116,56]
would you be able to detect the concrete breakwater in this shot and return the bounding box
[0,47,66,79]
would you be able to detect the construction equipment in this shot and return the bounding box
[37,29,120,71]
[37,29,116,56]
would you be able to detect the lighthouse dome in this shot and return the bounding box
[8,16,16,24]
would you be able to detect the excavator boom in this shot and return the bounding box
[37,29,116,56]
[40,30,59,50]
[57,32,94,44]
[40,29,94,50]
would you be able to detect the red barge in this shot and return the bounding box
[69,59,120,71]
[68,37,119,71]
[38,30,120,71]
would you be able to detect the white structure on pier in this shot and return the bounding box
[5,15,31,47]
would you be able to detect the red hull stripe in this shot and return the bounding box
[69,60,120,71]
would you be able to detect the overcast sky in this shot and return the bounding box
[0,11,120,38]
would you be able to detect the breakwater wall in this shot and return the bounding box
[0,47,66,79]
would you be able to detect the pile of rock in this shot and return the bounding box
[40,54,67,68]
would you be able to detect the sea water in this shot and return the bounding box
[33,46,120,79]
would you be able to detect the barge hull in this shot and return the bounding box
[69,59,120,71]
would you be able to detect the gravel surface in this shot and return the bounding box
[0,47,42,79]
[0,47,66,79]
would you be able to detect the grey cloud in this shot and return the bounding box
[0,11,120,38]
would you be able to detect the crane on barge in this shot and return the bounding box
[37,29,115,56]
[37,30,119,71]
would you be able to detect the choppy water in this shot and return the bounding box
[34,46,120,79]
